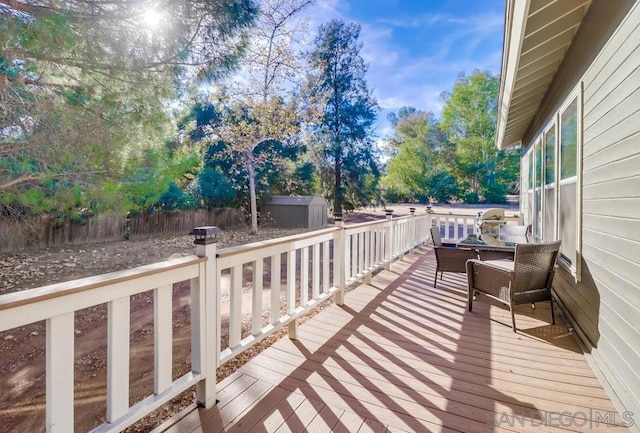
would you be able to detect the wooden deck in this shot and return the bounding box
[156,247,629,433]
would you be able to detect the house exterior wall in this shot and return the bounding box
[519,0,640,425]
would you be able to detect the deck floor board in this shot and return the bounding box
[160,247,629,433]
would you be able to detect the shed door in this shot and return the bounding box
[308,205,319,227]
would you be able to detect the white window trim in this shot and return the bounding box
[575,82,584,282]
[556,84,583,282]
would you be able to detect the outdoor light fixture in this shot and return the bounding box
[190,226,222,245]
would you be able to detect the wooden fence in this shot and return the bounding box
[0,208,244,253]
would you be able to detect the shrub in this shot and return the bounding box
[197,168,236,209]
[463,191,479,204]
[155,182,196,210]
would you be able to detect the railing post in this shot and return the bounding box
[192,226,220,409]
[425,209,431,244]
[364,225,372,285]
[385,209,393,270]
[409,207,416,253]
[334,213,346,306]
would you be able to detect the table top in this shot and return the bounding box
[457,233,537,251]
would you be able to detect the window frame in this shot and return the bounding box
[543,121,558,241]
[532,138,543,237]
[527,84,582,281]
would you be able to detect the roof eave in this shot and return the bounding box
[495,0,530,150]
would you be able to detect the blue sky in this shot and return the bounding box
[305,0,506,138]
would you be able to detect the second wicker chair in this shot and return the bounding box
[466,240,561,332]
[431,226,478,288]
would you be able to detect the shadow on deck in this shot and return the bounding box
[156,247,628,433]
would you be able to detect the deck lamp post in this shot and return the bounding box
[409,208,416,253]
[191,226,222,245]
[385,209,393,270]
[190,225,222,409]
[333,212,345,306]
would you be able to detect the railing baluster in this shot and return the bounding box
[154,284,172,395]
[359,232,365,275]
[364,230,370,271]
[377,227,383,265]
[270,253,281,325]
[344,234,351,282]
[352,234,358,278]
[300,246,309,307]
[252,259,263,335]
[312,243,320,300]
[287,250,296,315]
[229,265,242,348]
[287,249,298,339]
[107,296,130,422]
[46,312,74,433]
[322,240,330,294]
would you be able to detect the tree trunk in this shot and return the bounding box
[246,150,259,233]
[334,158,342,214]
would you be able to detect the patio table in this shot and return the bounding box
[457,233,538,252]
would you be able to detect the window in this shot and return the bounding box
[534,140,542,237]
[544,125,556,241]
[559,97,578,267]
[523,87,581,281]
[561,100,578,180]
[523,150,533,227]
[545,127,556,185]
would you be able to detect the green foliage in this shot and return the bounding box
[427,170,459,203]
[305,20,379,213]
[463,191,480,204]
[439,70,519,203]
[1,0,257,218]
[197,168,236,209]
[290,162,318,196]
[155,182,197,210]
[118,150,199,212]
[382,109,457,203]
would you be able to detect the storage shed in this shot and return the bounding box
[262,196,328,228]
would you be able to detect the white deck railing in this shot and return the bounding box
[0,210,483,433]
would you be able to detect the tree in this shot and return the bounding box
[382,109,457,203]
[440,70,517,202]
[0,0,257,217]
[214,0,314,233]
[175,97,311,211]
[305,20,378,214]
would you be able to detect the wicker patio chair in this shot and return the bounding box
[466,240,561,332]
[431,226,478,288]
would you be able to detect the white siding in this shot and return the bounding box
[518,1,640,426]
[574,1,640,424]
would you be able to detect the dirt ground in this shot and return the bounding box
[0,203,517,432]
